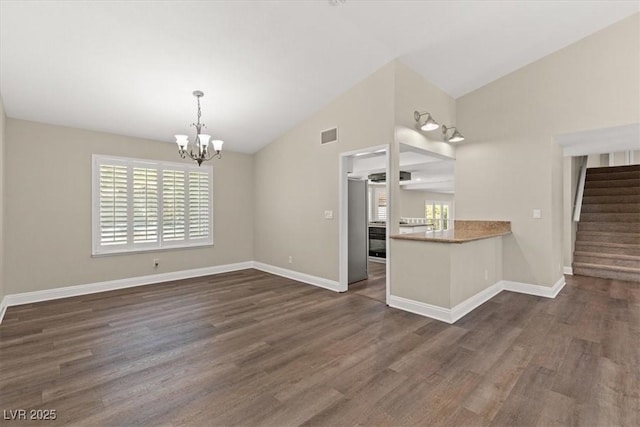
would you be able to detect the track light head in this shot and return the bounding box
[414,111,440,131]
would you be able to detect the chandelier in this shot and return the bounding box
[174,90,224,166]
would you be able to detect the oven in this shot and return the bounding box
[368,226,386,259]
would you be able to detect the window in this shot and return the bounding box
[92,155,213,255]
[425,201,452,231]
[369,187,387,222]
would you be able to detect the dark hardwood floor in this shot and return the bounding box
[349,261,386,303]
[1,270,638,426]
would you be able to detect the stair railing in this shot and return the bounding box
[573,156,588,222]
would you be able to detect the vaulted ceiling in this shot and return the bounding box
[1,1,637,153]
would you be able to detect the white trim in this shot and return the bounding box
[450,282,503,323]
[92,154,214,256]
[389,282,502,324]
[338,144,389,297]
[2,262,252,309]
[389,295,453,323]
[252,262,341,293]
[389,277,566,324]
[0,296,8,324]
[0,263,566,326]
[0,261,344,325]
[556,123,640,157]
[500,276,566,299]
[563,266,573,275]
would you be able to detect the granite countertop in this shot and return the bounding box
[390,220,511,243]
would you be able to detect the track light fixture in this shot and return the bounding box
[413,111,440,131]
[442,125,465,143]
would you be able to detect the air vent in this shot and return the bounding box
[321,127,338,144]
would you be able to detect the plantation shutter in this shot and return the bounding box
[377,190,387,221]
[162,169,186,241]
[93,155,213,255]
[189,171,210,239]
[133,166,159,243]
[99,163,128,246]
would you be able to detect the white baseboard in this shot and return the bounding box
[388,295,453,323]
[500,276,566,298]
[1,262,253,311]
[0,261,565,327]
[450,282,504,323]
[0,261,344,325]
[563,266,573,275]
[389,277,565,324]
[252,262,342,292]
[389,282,502,324]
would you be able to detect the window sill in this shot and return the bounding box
[92,241,214,257]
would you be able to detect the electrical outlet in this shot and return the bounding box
[324,210,334,220]
[533,209,542,219]
[288,256,293,264]
[153,259,159,268]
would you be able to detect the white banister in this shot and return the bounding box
[573,156,588,222]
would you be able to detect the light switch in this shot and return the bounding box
[324,210,334,219]
[533,209,541,219]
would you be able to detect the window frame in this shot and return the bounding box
[92,154,214,256]
[425,200,453,231]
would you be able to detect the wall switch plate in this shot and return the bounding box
[324,210,333,219]
[533,209,541,219]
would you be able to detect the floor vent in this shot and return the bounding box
[321,127,338,144]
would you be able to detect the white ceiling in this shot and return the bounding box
[1,1,637,153]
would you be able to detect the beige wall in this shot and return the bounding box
[253,62,396,280]
[457,14,640,287]
[391,236,502,308]
[0,96,5,302]
[399,189,454,219]
[4,119,254,294]
[392,62,456,239]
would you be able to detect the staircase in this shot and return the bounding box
[573,164,640,282]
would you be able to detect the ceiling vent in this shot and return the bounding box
[321,127,338,144]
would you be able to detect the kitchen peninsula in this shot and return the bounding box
[389,221,511,323]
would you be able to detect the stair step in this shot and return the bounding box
[575,242,640,256]
[587,165,640,174]
[572,263,640,282]
[585,179,640,189]
[580,213,640,223]
[576,231,640,244]
[583,187,640,196]
[586,170,640,181]
[578,222,640,232]
[582,195,640,205]
[573,252,640,268]
[581,203,640,213]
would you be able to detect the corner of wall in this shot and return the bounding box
[0,93,5,304]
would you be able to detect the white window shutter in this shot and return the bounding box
[133,167,159,243]
[99,164,128,246]
[93,155,212,255]
[162,169,186,241]
[188,171,210,239]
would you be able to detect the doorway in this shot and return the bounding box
[339,145,390,304]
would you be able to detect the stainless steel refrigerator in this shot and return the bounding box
[348,178,368,284]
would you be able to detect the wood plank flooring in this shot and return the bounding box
[1,270,638,426]
[349,261,386,303]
